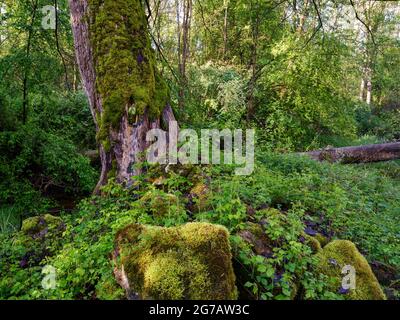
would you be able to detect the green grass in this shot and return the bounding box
[0,206,20,234]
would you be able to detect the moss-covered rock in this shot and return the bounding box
[188,182,211,213]
[148,164,206,187]
[21,214,64,237]
[114,222,238,300]
[139,191,179,216]
[171,164,205,183]
[238,222,273,257]
[138,191,187,224]
[315,240,386,300]
[315,233,329,247]
[16,214,65,268]
[258,207,282,218]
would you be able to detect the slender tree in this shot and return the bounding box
[177,0,192,109]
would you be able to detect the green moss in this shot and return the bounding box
[115,222,238,300]
[21,214,64,236]
[188,182,211,213]
[315,233,329,247]
[315,240,386,300]
[244,222,265,239]
[304,234,322,253]
[139,192,179,215]
[96,276,126,300]
[89,0,169,148]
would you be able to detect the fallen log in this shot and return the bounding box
[302,142,400,164]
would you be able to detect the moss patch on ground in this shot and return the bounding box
[138,190,187,225]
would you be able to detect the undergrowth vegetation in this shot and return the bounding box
[0,92,98,233]
[1,153,399,300]
[0,0,399,302]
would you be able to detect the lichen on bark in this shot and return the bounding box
[88,0,169,150]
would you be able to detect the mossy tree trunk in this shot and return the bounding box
[69,0,176,193]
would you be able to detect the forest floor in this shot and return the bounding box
[1,152,399,300]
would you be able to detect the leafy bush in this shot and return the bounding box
[356,107,400,142]
[0,122,97,229]
[179,62,248,129]
[256,35,357,151]
[30,92,96,151]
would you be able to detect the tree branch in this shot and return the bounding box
[349,0,376,47]
[304,0,324,46]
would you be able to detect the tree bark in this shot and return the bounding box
[302,142,400,164]
[69,0,177,193]
[359,77,366,101]
[366,79,372,105]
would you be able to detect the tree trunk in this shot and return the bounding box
[247,3,260,122]
[366,79,372,105]
[22,0,39,125]
[178,0,192,109]
[69,0,177,193]
[302,142,400,164]
[176,0,181,77]
[359,77,366,101]
[223,1,229,58]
